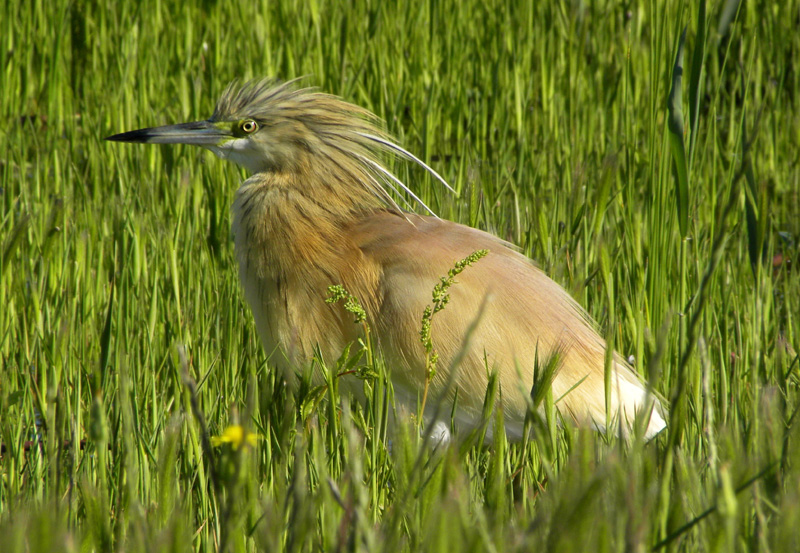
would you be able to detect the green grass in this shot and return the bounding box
[2,0,799,551]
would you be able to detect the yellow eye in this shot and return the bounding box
[241,120,258,133]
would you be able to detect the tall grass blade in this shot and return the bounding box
[688,0,706,161]
[741,85,765,273]
[667,26,690,238]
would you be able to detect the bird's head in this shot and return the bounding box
[107,78,453,213]
[107,79,332,174]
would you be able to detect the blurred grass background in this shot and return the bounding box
[1,0,799,551]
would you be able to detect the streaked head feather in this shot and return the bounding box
[211,78,452,215]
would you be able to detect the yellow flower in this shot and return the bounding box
[210,425,259,450]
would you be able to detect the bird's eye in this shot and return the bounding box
[241,120,258,133]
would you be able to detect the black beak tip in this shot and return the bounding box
[105,129,149,143]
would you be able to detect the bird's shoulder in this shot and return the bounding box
[349,211,522,267]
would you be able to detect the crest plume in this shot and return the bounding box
[211,78,451,215]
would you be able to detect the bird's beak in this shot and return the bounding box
[105,120,229,146]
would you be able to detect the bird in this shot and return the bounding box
[107,78,666,441]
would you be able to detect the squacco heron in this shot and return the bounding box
[107,79,666,441]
